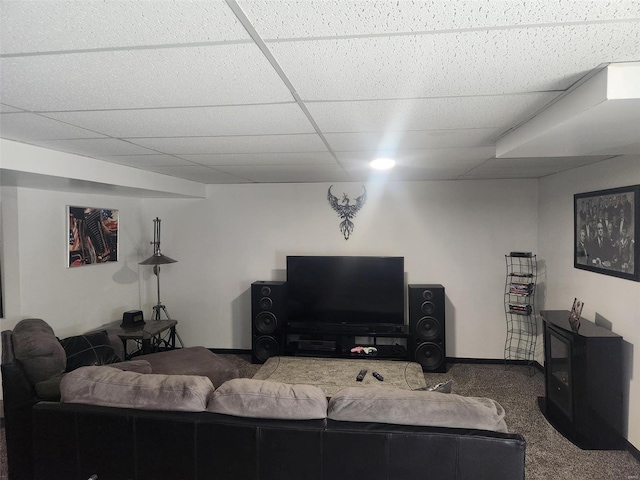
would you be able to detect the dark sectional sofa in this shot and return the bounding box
[33,400,526,480]
[3,318,526,480]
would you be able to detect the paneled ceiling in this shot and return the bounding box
[1,1,639,184]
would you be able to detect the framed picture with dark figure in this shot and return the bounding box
[67,206,119,268]
[574,185,639,281]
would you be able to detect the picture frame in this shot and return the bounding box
[568,298,583,333]
[67,206,119,268]
[574,185,639,281]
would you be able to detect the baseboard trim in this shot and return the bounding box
[626,439,640,462]
[448,357,542,370]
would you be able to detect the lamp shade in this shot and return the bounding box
[139,253,177,265]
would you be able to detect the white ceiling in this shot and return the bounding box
[1,0,639,185]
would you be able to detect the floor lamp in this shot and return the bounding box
[139,217,184,346]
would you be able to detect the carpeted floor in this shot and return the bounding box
[1,356,639,479]
[223,354,640,480]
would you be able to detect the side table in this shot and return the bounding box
[87,319,178,359]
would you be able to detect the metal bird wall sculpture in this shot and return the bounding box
[327,185,367,240]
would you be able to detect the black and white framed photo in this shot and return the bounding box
[574,185,639,281]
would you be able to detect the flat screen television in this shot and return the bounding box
[286,255,405,327]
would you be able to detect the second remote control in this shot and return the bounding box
[372,372,384,381]
[356,369,367,381]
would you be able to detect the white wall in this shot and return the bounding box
[1,186,147,338]
[141,180,539,358]
[538,154,640,448]
[3,153,639,449]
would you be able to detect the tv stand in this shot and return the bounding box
[284,322,410,360]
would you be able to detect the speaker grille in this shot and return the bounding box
[415,316,440,341]
[415,342,444,369]
[421,301,435,315]
[254,311,278,335]
[251,281,287,364]
[259,297,273,310]
[408,284,446,373]
[253,335,279,363]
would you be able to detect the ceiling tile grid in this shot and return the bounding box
[1,0,638,184]
[0,0,250,54]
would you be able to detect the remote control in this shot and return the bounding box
[356,369,367,381]
[372,372,384,381]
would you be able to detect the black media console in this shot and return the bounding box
[284,322,411,360]
[250,280,448,374]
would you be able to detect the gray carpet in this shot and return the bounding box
[1,357,639,479]
[220,354,640,480]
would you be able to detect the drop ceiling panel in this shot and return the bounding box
[240,0,640,38]
[1,0,250,54]
[27,138,157,157]
[177,152,337,166]
[268,24,639,101]
[0,113,107,141]
[0,104,23,113]
[43,104,315,137]
[342,163,476,182]
[307,94,559,133]
[126,134,328,154]
[325,129,496,152]
[216,164,351,183]
[1,2,638,186]
[462,155,610,178]
[1,45,292,111]
[338,146,494,168]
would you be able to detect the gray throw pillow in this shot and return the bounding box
[328,387,508,433]
[207,378,328,420]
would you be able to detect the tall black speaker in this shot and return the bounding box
[251,281,287,364]
[408,284,446,372]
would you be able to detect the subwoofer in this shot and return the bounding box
[251,281,286,363]
[408,284,446,372]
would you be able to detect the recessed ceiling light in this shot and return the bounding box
[370,158,396,170]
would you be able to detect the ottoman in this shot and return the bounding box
[141,346,240,388]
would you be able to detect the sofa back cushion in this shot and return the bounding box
[60,366,214,412]
[207,378,328,420]
[328,387,508,433]
[12,318,66,384]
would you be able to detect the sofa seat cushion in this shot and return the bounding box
[139,347,239,388]
[59,332,121,372]
[207,378,328,420]
[328,387,508,433]
[60,366,214,412]
[12,318,66,384]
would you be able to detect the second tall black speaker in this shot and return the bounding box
[408,284,446,372]
[251,281,287,364]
